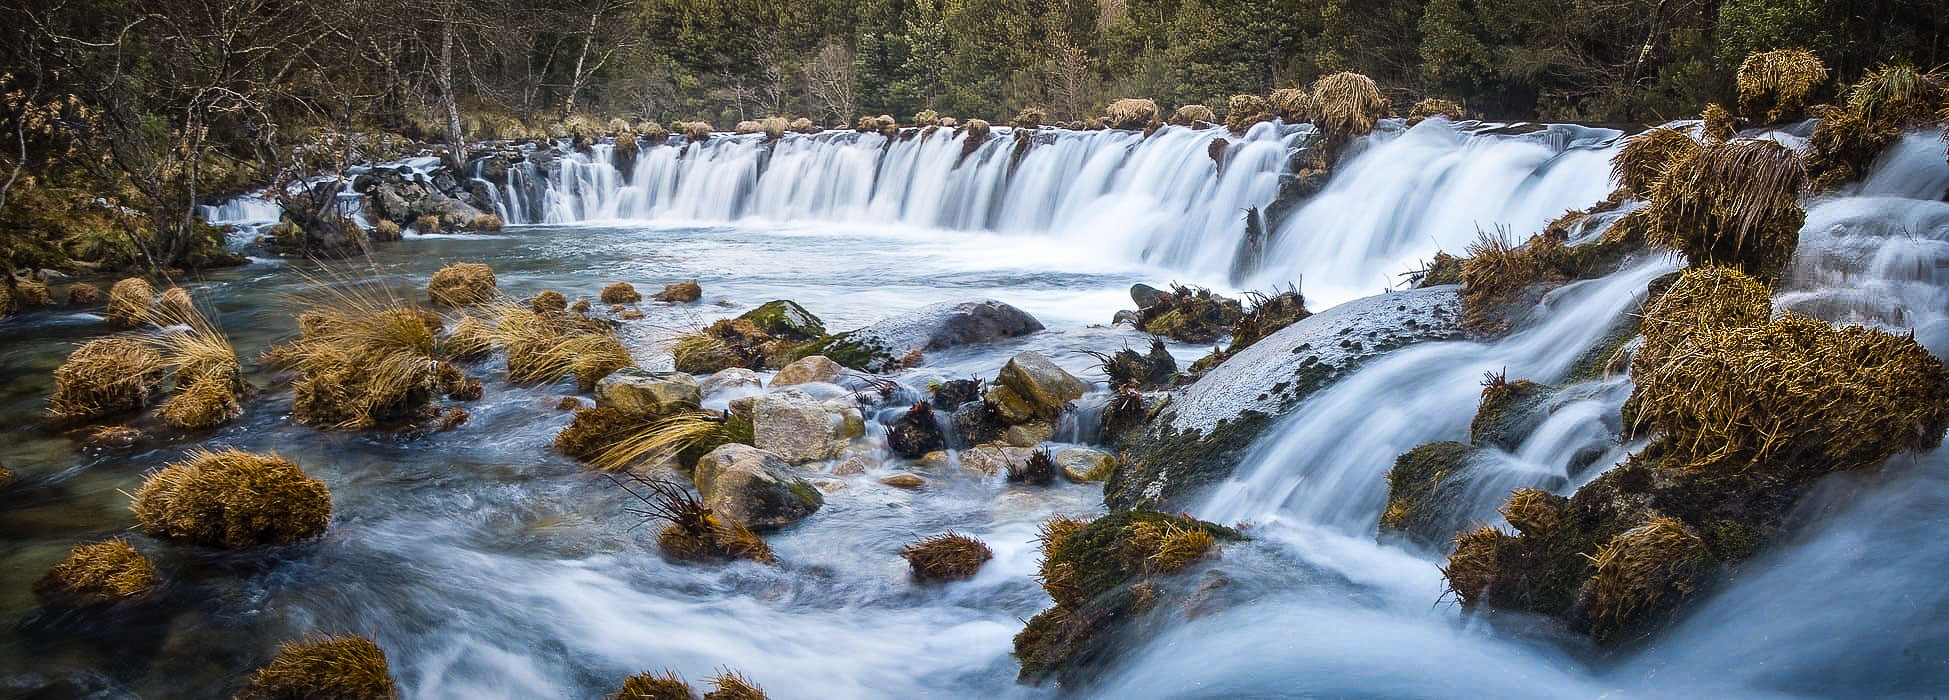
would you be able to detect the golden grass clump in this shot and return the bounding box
[1735,49,1826,124]
[530,289,568,313]
[48,337,165,421]
[654,280,702,303]
[1584,516,1707,641]
[1441,525,1511,608]
[1223,94,1273,135]
[1168,104,1215,127]
[613,671,695,700]
[704,670,767,700]
[1843,63,1944,128]
[911,110,941,128]
[601,281,642,304]
[1499,488,1563,538]
[1630,314,1949,474]
[1103,98,1160,130]
[576,409,750,472]
[1633,266,1772,373]
[491,304,634,390]
[672,331,740,374]
[1310,72,1390,138]
[32,538,158,607]
[374,219,401,241]
[281,287,447,428]
[15,279,52,308]
[156,287,193,323]
[105,277,155,328]
[1459,228,1545,330]
[614,473,775,565]
[239,635,398,700]
[412,214,440,233]
[902,532,994,581]
[67,282,102,305]
[1129,519,1217,573]
[1806,104,1901,191]
[427,262,498,307]
[1268,88,1313,123]
[1700,103,1736,142]
[131,448,332,548]
[1644,139,1806,282]
[1609,127,1701,200]
[151,302,246,430]
[1011,106,1048,129]
[445,315,496,361]
[1406,98,1465,126]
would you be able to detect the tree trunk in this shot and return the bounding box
[438,15,464,170]
[563,10,600,117]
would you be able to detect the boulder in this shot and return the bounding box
[753,390,845,463]
[1004,422,1054,448]
[772,355,844,387]
[960,445,1034,477]
[700,368,764,397]
[1110,287,1466,510]
[986,351,1087,424]
[1130,284,1163,309]
[800,300,1044,372]
[880,472,928,489]
[952,400,1007,445]
[823,398,867,440]
[693,444,823,530]
[1057,447,1117,482]
[595,369,701,417]
[737,300,826,342]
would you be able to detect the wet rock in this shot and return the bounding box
[880,472,928,489]
[1380,442,1499,550]
[595,369,700,417]
[727,395,758,421]
[887,401,948,458]
[753,390,844,463]
[802,300,1044,372]
[1130,284,1163,308]
[1471,378,1556,451]
[961,445,1034,477]
[952,401,1007,446]
[693,443,823,530]
[918,451,951,468]
[737,300,826,342]
[1136,285,1245,344]
[1110,287,1465,510]
[700,368,764,397]
[1004,422,1054,448]
[772,355,844,387]
[1057,448,1117,483]
[833,455,875,475]
[929,378,985,409]
[986,351,1087,424]
[823,398,866,440]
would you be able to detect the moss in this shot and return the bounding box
[902,532,993,581]
[239,635,398,700]
[1419,252,1463,287]
[1470,378,1550,450]
[33,538,158,608]
[736,299,825,341]
[1135,285,1244,343]
[1379,441,1480,548]
[613,671,694,699]
[132,448,332,548]
[48,337,165,421]
[427,263,497,307]
[105,277,155,328]
[791,331,892,372]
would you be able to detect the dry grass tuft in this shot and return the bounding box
[1441,526,1512,608]
[279,283,447,428]
[67,282,102,305]
[530,289,568,313]
[1843,63,1944,128]
[1736,49,1826,124]
[105,277,154,328]
[49,337,165,421]
[157,287,193,322]
[1584,516,1707,641]
[1634,266,1772,373]
[490,303,634,390]
[1700,103,1736,142]
[14,279,52,308]
[653,280,702,303]
[33,538,157,607]
[601,281,642,304]
[587,410,750,473]
[613,670,695,699]
[1224,94,1273,135]
[902,532,994,581]
[1269,88,1313,123]
[149,300,246,430]
[704,670,767,700]
[1645,139,1806,281]
[1168,104,1215,127]
[1610,127,1701,200]
[239,635,398,700]
[131,448,332,548]
[1104,98,1161,130]
[427,263,497,307]
[1500,488,1563,538]
[1407,98,1464,126]
[1459,228,1543,329]
[445,315,496,361]
[1310,72,1390,138]
[1132,520,1216,573]
[613,473,775,565]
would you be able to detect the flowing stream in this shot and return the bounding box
[3,120,1946,698]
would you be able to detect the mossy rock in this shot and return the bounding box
[792,331,893,372]
[1470,379,1554,451]
[735,300,825,342]
[1379,441,1481,549]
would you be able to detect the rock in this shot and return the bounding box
[700,368,764,397]
[800,300,1044,372]
[1057,447,1117,482]
[1130,283,1163,308]
[1004,422,1054,448]
[960,445,1033,477]
[1471,379,1557,451]
[952,401,1006,445]
[1110,287,1466,511]
[653,280,702,303]
[887,401,948,458]
[986,351,1086,424]
[930,378,984,409]
[692,444,822,530]
[595,369,700,417]
[772,355,844,387]
[727,395,758,421]
[737,300,825,342]
[880,472,928,489]
[918,451,951,468]
[833,455,875,475]
[1379,442,1499,550]
[823,398,866,440]
[753,390,844,463]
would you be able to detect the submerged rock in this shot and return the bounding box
[693,443,823,530]
[960,445,1033,477]
[801,300,1043,372]
[1110,287,1465,510]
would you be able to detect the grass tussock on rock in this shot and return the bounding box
[33,538,158,608]
[613,670,695,699]
[1310,72,1389,139]
[564,409,751,472]
[601,281,642,304]
[1136,285,1244,343]
[48,337,165,421]
[614,473,774,565]
[704,670,768,700]
[672,300,826,373]
[1632,266,1771,373]
[427,262,498,307]
[1168,104,1215,127]
[1104,98,1160,130]
[239,635,398,700]
[903,532,993,581]
[151,300,247,430]
[105,277,155,328]
[489,304,633,390]
[1735,49,1826,124]
[1407,98,1464,126]
[132,448,332,548]
[1610,127,1701,200]
[1644,139,1806,282]
[1223,94,1273,135]
[275,285,454,428]
[1807,64,1946,190]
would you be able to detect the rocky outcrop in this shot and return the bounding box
[1108,287,1466,510]
[693,444,823,530]
[800,300,1043,372]
[700,368,763,397]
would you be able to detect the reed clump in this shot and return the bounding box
[427,263,498,307]
[150,298,246,430]
[704,670,767,700]
[239,635,398,700]
[131,448,332,548]
[278,285,451,428]
[1644,139,1806,281]
[33,538,158,607]
[48,337,165,421]
[1268,88,1312,123]
[1103,98,1160,130]
[1807,64,1946,190]
[613,671,695,700]
[1735,49,1826,124]
[490,303,634,390]
[1407,98,1465,126]
[1610,127,1700,200]
[1223,94,1273,135]
[105,277,154,328]
[903,532,994,581]
[67,282,101,305]
[1310,72,1390,139]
